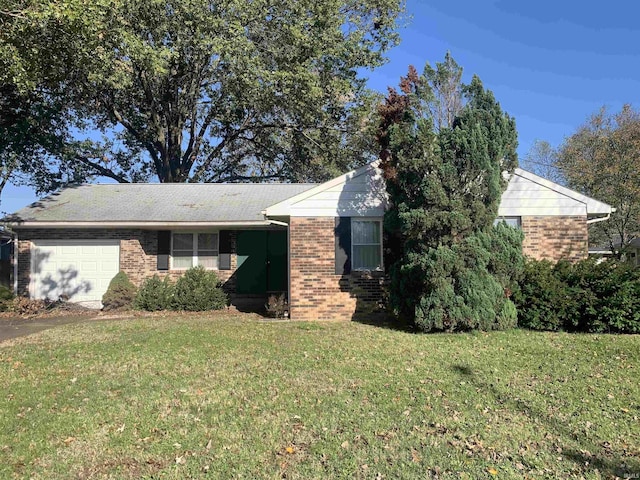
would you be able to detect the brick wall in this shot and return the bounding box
[15,228,236,297]
[289,217,384,321]
[521,216,588,262]
[15,216,588,312]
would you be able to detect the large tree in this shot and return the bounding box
[0,0,403,192]
[378,59,523,332]
[556,105,640,257]
[521,139,563,184]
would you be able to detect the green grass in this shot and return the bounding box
[1,315,639,479]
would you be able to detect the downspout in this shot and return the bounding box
[265,217,291,318]
[13,233,18,295]
[587,213,611,225]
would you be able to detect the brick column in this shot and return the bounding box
[289,217,383,320]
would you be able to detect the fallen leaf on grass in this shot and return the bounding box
[487,467,498,475]
[63,437,75,445]
[285,446,295,454]
[411,448,421,463]
[341,441,349,449]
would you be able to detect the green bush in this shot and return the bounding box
[134,275,174,311]
[102,272,137,311]
[515,258,640,333]
[407,229,523,332]
[558,259,640,333]
[172,266,227,311]
[514,260,567,331]
[496,299,518,330]
[0,285,14,311]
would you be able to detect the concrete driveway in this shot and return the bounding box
[0,315,100,343]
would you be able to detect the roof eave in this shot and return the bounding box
[10,220,273,229]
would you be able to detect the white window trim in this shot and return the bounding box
[170,231,220,270]
[351,218,384,272]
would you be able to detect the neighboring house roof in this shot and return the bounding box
[8,183,317,227]
[589,237,640,254]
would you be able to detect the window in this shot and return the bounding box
[494,216,521,229]
[351,219,382,271]
[171,232,219,269]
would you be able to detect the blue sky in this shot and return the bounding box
[3,0,639,213]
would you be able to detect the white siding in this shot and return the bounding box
[266,162,611,219]
[497,174,587,217]
[289,166,387,217]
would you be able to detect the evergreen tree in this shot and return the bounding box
[378,58,523,332]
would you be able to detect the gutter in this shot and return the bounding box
[266,219,289,227]
[9,220,273,229]
[586,213,611,225]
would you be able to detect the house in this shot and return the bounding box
[0,229,13,288]
[8,161,613,320]
[589,237,640,267]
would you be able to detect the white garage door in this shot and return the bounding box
[31,240,120,307]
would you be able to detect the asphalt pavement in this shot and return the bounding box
[0,315,99,343]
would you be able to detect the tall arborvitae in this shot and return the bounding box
[379,58,524,332]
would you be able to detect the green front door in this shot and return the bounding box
[267,230,287,292]
[236,230,287,294]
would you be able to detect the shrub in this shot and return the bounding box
[172,266,227,311]
[514,260,567,331]
[401,229,523,333]
[102,272,137,311]
[265,293,287,318]
[515,258,640,334]
[496,299,518,330]
[0,285,14,311]
[134,275,174,311]
[558,259,640,333]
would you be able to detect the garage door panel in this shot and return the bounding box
[101,260,119,271]
[60,245,79,255]
[31,240,120,307]
[81,245,99,255]
[80,262,98,272]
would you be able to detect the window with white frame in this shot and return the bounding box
[494,216,521,229]
[171,232,219,269]
[351,219,383,271]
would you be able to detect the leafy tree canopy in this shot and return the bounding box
[556,105,640,257]
[0,0,404,194]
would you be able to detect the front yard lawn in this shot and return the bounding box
[1,315,639,479]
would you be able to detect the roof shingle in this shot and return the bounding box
[9,183,317,224]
